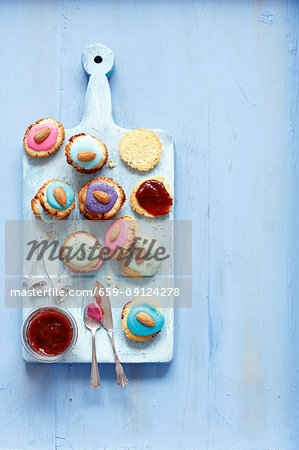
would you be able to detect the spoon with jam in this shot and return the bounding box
[83,302,103,389]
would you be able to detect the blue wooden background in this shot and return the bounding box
[1,0,299,448]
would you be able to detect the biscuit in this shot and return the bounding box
[65,134,108,174]
[120,232,161,278]
[121,297,164,342]
[130,176,173,217]
[119,129,162,171]
[24,118,65,158]
[31,195,62,223]
[33,179,75,220]
[60,231,104,273]
[104,216,138,260]
[78,176,126,220]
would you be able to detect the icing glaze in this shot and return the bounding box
[46,181,74,210]
[38,203,59,223]
[85,181,117,214]
[64,233,103,270]
[37,203,59,223]
[105,219,130,253]
[70,135,104,169]
[125,235,161,276]
[127,301,164,336]
[86,302,102,323]
[27,123,58,151]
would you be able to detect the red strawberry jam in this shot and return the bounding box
[136,179,173,216]
[28,310,73,356]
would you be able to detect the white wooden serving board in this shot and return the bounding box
[22,43,174,363]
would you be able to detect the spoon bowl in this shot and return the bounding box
[84,302,102,331]
[83,302,102,390]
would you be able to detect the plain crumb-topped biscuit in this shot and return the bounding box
[119,129,162,171]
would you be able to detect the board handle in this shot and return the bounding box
[81,43,115,130]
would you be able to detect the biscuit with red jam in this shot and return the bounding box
[130,176,173,217]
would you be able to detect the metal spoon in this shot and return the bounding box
[83,303,102,389]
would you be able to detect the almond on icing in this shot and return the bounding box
[27,123,58,152]
[54,186,67,207]
[34,128,51,143]
[135,247,146,265]
[136,312,155,327]
[93,190,110,204]
[77,151,96,161]
[110,222,121,242]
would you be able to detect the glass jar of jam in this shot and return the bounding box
[21,306,78,362]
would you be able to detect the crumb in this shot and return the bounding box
[108,159,117,168]
[69,398,72,402]
[107,280,112,285]
[107,274,112,279]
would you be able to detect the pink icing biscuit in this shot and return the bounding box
[105,220,130,252]
[105,216,138,259]
[93,257,104,270]
[27,123,58,152]
[23,118,65,158]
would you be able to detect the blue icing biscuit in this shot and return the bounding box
[70,135,104,169]
[38,203,59,223]
[127,301,164,336]
[66,134,108,173]
[46,180,74,210]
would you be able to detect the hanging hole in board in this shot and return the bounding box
[94,55,103,64]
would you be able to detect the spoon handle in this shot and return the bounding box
[108,330,128,387]
[90,328,100,389]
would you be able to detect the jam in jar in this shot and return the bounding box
[28,309,73,356]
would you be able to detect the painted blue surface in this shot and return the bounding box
[1,0,299,449]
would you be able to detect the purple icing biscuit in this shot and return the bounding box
[86,181,118,214]
[78,176,126,220]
